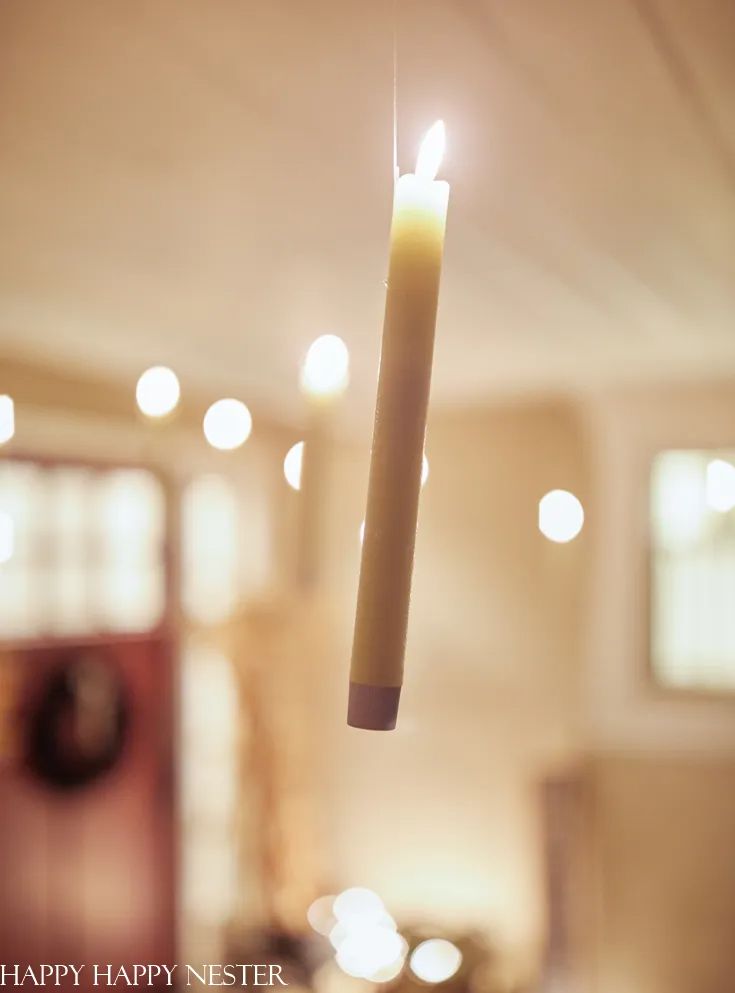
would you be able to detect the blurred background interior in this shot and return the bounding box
[1,1,735,991]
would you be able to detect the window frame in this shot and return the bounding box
[646,448,735,702]
[0,450,176,651]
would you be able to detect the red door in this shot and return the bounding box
[0,459,176,987]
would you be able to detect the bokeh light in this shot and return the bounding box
[329,922,350,951]
[368,955,405,983]
[325,888,407,983]
[359,520,365,546]
[0,395,15,445]
[706,458,735,513]
[409,939,463,984]
[135,366,180,418]
[307,894,337,937]
[300,335,350,399]
[333,887,385,927]
[538,489,584,543]
[284,441,305,491]
[0,511,14,564]
[336,926,404,980]
[203,399,252,450]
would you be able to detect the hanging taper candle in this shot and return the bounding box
[348,121,450,730]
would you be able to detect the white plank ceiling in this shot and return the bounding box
[1,0,734,423]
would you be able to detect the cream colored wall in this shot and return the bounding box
[9,358,735,990]
[306,384,735,989]
[306,399,591,984]
[586,755,735,993]
[578,383,735,993]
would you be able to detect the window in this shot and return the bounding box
[0,459,166,640]
[650,450,735,691]
[181,475,239,626]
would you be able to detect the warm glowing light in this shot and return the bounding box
[284,441,305,491]
[336,926,404,980]
[368,955,406,984]
[135,366,180,418]
[359,520,365,546]
[706,459,735,513]
[329,923,350,951]
[329,888,404,982]
[312,960,374,993]
[307,895,337,937]
[0,511,14,564]
[651,453,706,549]
[409,940,462,984]
[538,489,584,543]
[203,399,252,450]
[182,475,240,625]
[415,120,446,181]
[333,887,385,927]
[300,335,350,399]
[0,395,15,445]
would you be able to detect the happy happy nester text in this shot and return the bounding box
[0,966,289,987]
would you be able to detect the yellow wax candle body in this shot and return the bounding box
[349,171,449,730]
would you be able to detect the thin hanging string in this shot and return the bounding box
[392,0,399,183]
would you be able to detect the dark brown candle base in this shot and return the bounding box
[347,682,401,731]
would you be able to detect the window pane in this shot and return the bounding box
[181,475,239,625]
[651,450,735,691]
[47,467,93,634]
[0,460,166,639]
[0,462,47,638]
[93,469,166,632]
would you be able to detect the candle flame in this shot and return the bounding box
[415,120,445,180]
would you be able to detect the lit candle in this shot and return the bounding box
[349,121,449,730]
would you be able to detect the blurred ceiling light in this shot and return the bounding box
[538,489,584,543]
[376,911,398,932]
[0,511,14,564]
[135,365,180,418]
[0,395,15,445]
[368,955,406,984]
[706,458,735,513]
[329,922,351,951]
[203,399,252,450]
[409,939,463,984]
[307,894,337,937]
[333,887,385,927]
[300,334,350,400]
[284,441,305,491]
[336,926,404,980]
